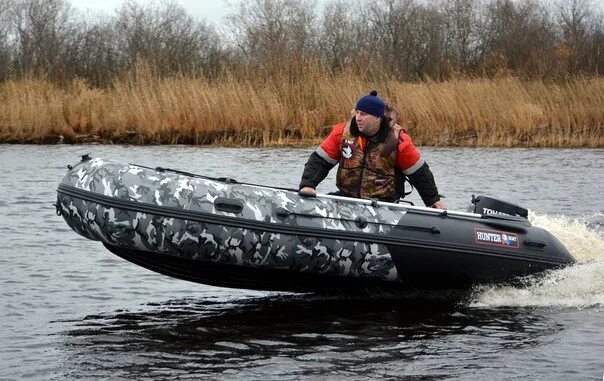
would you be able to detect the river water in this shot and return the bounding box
[0,145,602,380]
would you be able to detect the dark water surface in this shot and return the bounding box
[0,145,602,380]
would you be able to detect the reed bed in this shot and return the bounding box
[0,71,602,147]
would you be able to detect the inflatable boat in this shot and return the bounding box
[56,155,575,292]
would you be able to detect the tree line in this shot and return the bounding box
[1,0,603,86]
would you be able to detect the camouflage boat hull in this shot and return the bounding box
[56,155,575,292]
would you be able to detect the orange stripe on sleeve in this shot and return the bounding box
[397,130,422,171]
[319,122,347,161]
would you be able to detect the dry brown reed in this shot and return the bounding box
[1,68,603,147]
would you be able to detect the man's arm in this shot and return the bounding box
[406,162,442,207]
[298,122,345,192]
[397,130,445,208]
[299,151,337,190]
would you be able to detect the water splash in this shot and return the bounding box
[529,211,604,263]
[470,212,604,308]
[470,258,604,308]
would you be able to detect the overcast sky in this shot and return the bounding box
[69,0,238,25]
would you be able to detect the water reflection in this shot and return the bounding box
[61,295,563,380]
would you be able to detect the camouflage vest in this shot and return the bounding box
[336,122,403,201]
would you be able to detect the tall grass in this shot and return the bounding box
[1,68,602,147]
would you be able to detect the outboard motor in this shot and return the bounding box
[470,195,529,219]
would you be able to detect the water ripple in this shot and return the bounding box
[1,145,603,380]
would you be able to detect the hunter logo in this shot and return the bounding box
[474,228,519,248]
[342,146,353,159]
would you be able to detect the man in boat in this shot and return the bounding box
[299,90,446,209]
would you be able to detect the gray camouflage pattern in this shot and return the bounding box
[58,158,405,282]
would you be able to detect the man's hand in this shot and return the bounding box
[430,200,447,210]
[299,187,317,197]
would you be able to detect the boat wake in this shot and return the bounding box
[530,211,603,263]
[469,212,604,308]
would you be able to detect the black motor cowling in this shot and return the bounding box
[470,195,529,219]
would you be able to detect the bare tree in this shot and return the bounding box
[68,15,119,86]
[441,0,481,73]
[406,4,446,79]
[0,0,603,84]
[587,12,604,75]
[319,0,366,73]
[114,0,219,76]
[0,0,15,80]
[225,0,318,74]
[476,0,555,77]
[11,0,75,79]
[555,0,593,73]
[365,0,418,77]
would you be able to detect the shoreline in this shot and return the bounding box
[3,135,601,148]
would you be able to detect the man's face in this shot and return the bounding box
[355,110,381,136]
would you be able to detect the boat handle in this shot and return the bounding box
[274,208,370,230]
[66,153,92,170]
[525,240,546,249]
[54,195,63,216]
[214,197,244,214]
[398,225,441,234]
